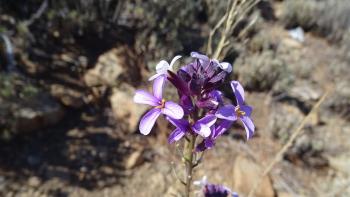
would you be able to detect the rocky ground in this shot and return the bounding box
[0,0,350,197]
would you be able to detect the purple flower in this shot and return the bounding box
[167,114,217,143]
[203,184,239,197]
[215,81,255,139]
[134,75,184,135]
[168,52,232,97]
[194,176,239,197]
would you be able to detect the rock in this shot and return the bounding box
[233,156,275,197]
[125,150,144,169]
[50,84,85,108]
[84,46,142,87]
[328,154,350,175]
[27,176,41,187]
[110,84,148,133]
[13,96,64,132]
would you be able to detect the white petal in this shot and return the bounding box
[169,55,182,69]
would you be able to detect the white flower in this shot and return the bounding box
[193,176,207,188]
[148,55,182,81]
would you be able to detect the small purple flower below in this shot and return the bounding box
[133,75,184,135]
[194,176,239,197]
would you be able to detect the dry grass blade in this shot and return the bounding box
[247,90,330,197]
[212,0,261,60]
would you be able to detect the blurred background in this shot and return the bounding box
[0,0,349,196]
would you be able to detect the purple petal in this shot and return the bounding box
[180,95,194,114]
[191,52,209,62]
[208,71,227,83]
[196,98,219,109]
[167,117,189,131]
[168,128,185,143]
[213,120,232,138]
[240,105,252,116]
[192,123,212,138]
[231,81,245,105]
[204,138,215,149]
[134,90,160,106]
[153,75,166,100]
[192,115,217,138]
[196,114,217,127]
[167,70,190,96]
[139,108,161,135]
[209,90,223,104]
[215,105,237,121]
[162,101,184,119]
[240,116,255,139]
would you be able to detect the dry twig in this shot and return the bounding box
[247,90,330,197]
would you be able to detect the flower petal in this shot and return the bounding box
[166,117,189,131]
[134,90,159,106]
[204,138,215,149]
[213,120,232,138]
[190,52,209,62]
[196,114,217,127]
[192,123,212,138]
[215,105,237,121]
[240,116,255,139]
[162,101,184,119]
[153,75,166,100]
[168,128,185,143]
[241,105,252,116]
[139,108,161,135]
[231,81,245,105]
[169,55,182,68]
[219,62,232,73]
[156,60,170,74]
[148,73,164,81]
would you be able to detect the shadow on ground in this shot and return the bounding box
[0,107,128,190]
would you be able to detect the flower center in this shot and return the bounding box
[155,99,166,109]
[235,106,245,117]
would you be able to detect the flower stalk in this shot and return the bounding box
[184,134,196,197]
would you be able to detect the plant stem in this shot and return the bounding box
[184,135,196,197]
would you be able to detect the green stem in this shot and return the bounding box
[184,135,196,197]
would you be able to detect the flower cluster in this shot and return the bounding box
[134,52,255,151]
[194,176,239,197]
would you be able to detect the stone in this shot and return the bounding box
[27,176,41,187]
[125,150,144,169]
[13,96,64,132]
[50,84,85,108]
[328,154,350,175]
[110,84,148,133]
[233,156,275,197]
[84,46,142,87]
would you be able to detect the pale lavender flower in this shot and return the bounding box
[134,75,184,135]
[216,81,255,139]
[148,55,182,81]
